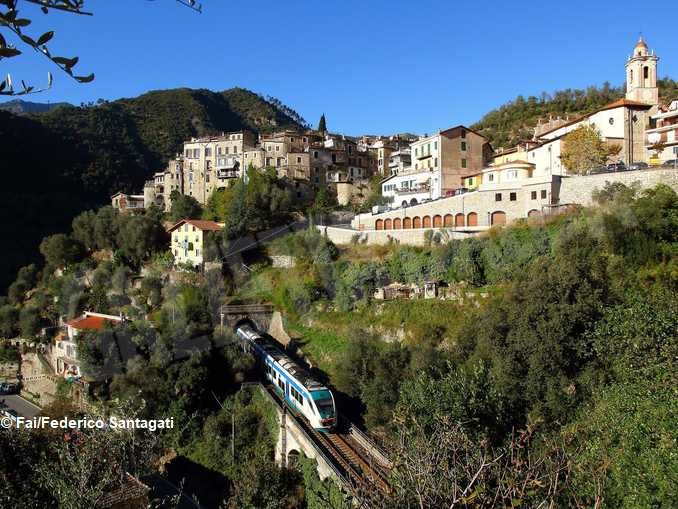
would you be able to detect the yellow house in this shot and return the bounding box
[168,219,224,267]
[462,173,481,190]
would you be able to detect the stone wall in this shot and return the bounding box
[558,168,678,207]
[318,225,475,246]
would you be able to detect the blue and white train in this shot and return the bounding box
[236,322,337,431]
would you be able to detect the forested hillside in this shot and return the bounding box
[0,99,71,115]
[0,88,304,292]
[473,78,678,148]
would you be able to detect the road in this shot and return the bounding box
[0,395,41,419]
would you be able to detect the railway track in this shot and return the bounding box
[264,384,391,496]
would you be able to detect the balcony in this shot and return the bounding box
[415,152,432,160]
[216,156,240,170]
[217,169,240,179]
[396,184,430,195]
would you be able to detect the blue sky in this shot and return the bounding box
[2,0,677,135]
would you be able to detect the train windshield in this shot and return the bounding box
[311,390,335,418]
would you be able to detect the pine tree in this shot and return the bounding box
[318,113,327,133]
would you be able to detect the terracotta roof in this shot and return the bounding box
[635,37,648,49]
[66,315,117,331]
[438,124,489,141]
[599,98,652,111]
[167,219,224,233]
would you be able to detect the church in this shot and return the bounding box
[524,37,664,175]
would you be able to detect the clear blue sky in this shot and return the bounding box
[2,0,677,135]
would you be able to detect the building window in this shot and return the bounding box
[193,148,200,158]
[531,191,537,200]
[205,148,212,157]
[434,141,437,150]
[541,189,547,199]
[461,129,466,138]
[488,173,494,182]
[434,157,438,167]
[510,192,516,201]
[495,193,502,201]
[297,156,302,163]
[461,159,467,168]
[313,151,318,159]
[644,66,649,79]
[461,141,467,151]
[415,148,419,156]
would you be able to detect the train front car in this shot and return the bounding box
[308,388,337,431]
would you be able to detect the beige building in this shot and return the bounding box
[169,219,224,267]
[646,100,678,164]
[111,192,147,212]
[180,131,257,203]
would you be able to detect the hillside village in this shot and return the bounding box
[113,38,678,247]
[1,35,677,509]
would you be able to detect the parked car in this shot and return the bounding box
[628,162,649,171]
[606,162,627,172]
[0,382,18,395]
[661,159,678,168]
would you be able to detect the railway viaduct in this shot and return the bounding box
[227,310,392,496]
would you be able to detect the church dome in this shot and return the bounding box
[635,37,648,49]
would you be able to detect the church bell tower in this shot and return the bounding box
[625,36,659,109]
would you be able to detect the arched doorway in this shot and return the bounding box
[527,209,540,218]
[413,216,421,228]
[467,212,478,226]
[422,216,431,228]
[375,219,384,230]
[455,213,465,227]
[287,449,301,469]
[410,198,418,206]
[384,218,392,230]
[393,218,402,229]
[491,211,507,226]
[444,214,454,227]
[433,215,442,227]
[403,217,412,229]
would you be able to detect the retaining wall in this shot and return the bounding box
[558,168,678,206]
[317,225,477,246]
